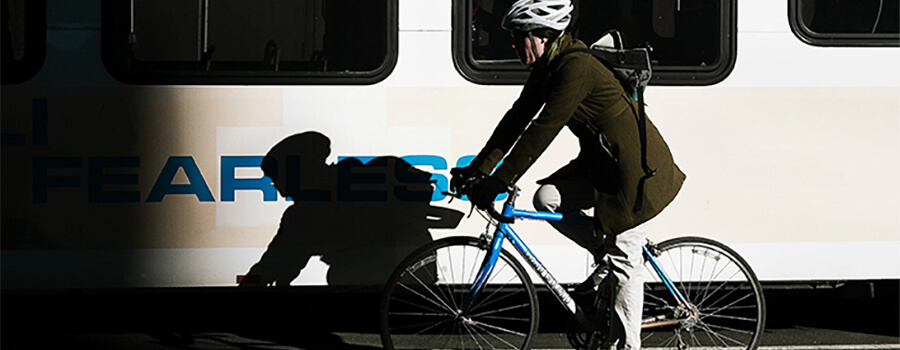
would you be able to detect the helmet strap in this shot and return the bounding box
[528,32,541,65]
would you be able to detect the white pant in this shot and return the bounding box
[534,179,647,350]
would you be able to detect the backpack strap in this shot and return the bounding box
[632,88,658,213]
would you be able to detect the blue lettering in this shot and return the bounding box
[27,154,493,204]
[455,155,507,202]
[89,157,140,203]
[283,155,331,202]
[221,156,278,202]
[147,156,215,202]
[33,157,82,203]
[401,155,448,202]
[455,155,476,168]
[337,157,387,202]
[2,98,47,146]
[32,98,48,146]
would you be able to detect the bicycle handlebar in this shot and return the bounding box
[485,203,515,224]
[442,191,515,224]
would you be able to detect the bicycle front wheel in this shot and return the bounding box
[642,236,766,350]
[380,236,539,350]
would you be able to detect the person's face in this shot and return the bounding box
[511,31,549,66]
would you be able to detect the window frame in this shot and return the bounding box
[1,0,46,85]
[789,0,900,47]
[452,0,737,86]
[100,0,398,85]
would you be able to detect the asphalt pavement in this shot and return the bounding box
[3,329,899,350]
[2,282,898,349]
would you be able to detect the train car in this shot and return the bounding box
[1,0,898,290]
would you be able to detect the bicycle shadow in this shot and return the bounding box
[239,131,464,287]
[149,331,383,350]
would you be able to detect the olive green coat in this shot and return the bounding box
[471,34,686,236]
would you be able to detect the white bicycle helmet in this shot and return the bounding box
[501,0,574,32]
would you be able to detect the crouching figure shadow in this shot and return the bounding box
[241,131,463,286]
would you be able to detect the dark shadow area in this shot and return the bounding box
[1,281,898,348]
[532,280,900,338]
[1,131,466,349]
[227,131,463,347]
[1,287,386,349]
[239,131,463,287]
[763,280,900,337]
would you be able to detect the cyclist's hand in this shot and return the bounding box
[469,175,507,210]
[450,166,483,196]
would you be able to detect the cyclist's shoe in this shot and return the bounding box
[572,264,608,314]
[587,262,608,288]
[572,288,596,319]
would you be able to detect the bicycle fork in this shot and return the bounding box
[468,222,595,331]
[468,229,505,297]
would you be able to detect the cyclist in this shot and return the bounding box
[450,0,686,348]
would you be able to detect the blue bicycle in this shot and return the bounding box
[379,185,765,350]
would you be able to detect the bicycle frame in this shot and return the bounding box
[468,203,574,311]
[465,193,691,329]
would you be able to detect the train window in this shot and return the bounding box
[790,0,900,47]
[101,0,397,85]
[453,0,736,85]
[1,0,46,84]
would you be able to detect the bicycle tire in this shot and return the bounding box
[379,236,540,350]
[642,236,766,350]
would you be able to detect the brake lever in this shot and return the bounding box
[442,191,477,219]
[442,191,455,204]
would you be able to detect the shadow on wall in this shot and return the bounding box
[240,131,463,287]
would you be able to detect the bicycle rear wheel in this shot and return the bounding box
[642,236,766,350]
[380,236,540,350]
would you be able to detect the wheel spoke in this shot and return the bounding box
[640,238,764,350]
[390,294,452,316]
[469,302,531,318]
[392,317,454,335]
[700,319,757,336]
[397,279,455,314]
[479,315,532,322]
[701,291,755,320]
[701,312,758,323]
[697,320,752,345]
[381,238,537,350]
[462,322,486,350]
[467,264,519,312]
[471,318,528,338]
[697,280,751,315]
[694,275,743,310]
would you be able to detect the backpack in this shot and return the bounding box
[556,30,657,213]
